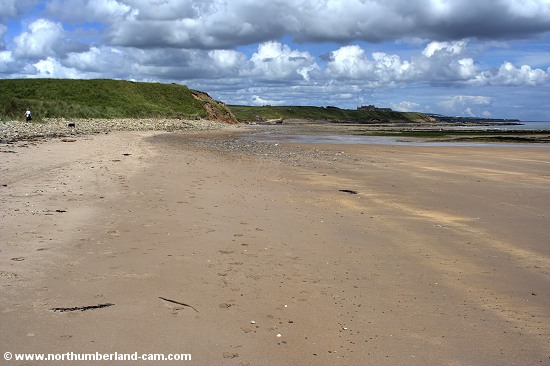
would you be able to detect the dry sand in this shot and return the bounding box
[1,127,549,365]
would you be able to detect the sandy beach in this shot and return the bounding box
[1,125,549,365]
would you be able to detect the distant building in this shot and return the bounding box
[357,105,392,112]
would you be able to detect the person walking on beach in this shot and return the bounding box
[24,108,32,122]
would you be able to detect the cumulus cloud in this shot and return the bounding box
[491,62,549,86]
[392,101,421,112]
[63,46,132,78]
[325,41,550,88]
[438,95,494,116]
[241,41,319,82]
[13,19,64,59]
[12,19,88,60]
[33,56,76,77]
[422,41,468,58]
[324,41,483,86]
[324,46,421,87]
[415,41,481,82]
[39,0,550,49]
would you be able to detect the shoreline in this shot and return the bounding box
[3,118,550,145]
[0,118,228,142]
[1,128,549,365]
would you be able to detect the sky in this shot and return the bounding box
[1,0,550,120]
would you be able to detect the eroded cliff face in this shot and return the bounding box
[191,90,238,124]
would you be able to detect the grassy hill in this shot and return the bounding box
[0,78,236,122]
[1,78,429,124]
[229,105,430,123]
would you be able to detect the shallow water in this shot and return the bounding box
[446,121,550,131]
[248,132,550,148]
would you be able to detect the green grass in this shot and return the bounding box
[0,79,210,121]
[0,79,429,123]
[228,105,429,123]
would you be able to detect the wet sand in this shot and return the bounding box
[1,127,549,365]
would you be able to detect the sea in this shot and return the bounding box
[448,121,550,131]
[248,121,550,148]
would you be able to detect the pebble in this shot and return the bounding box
[0,118,226,141]
[190,133,353,167]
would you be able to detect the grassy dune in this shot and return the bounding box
[0,79,211,121]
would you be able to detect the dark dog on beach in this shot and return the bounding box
[67,122,75,128]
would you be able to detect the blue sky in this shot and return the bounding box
[1,0,550,120]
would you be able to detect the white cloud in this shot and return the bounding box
[250,95,277,106]
[454,58,477,79]
[422,41,467,58]
[10,15,90,60]
[326,41,480,85]
[13,19,64,59]
[242,41,319,81]
[208,49,247,72]
[371,52,416,83]
[33,56,81,78]
[438,95,494,116]
[440,95,492,108]
[493,62,549,86]
[323,41,550,89]
[392,101,421,112]
[471,61,550,86]
[325,45,373,80]
[64,46,131,77]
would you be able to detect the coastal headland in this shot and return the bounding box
[1,120,549,365]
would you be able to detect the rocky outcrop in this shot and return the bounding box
[191,91,238,124]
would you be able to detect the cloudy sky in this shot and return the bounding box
[2,0,550,120]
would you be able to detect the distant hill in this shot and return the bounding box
[0,78,430,124]
[0,78,237,123]
[229,105,431,123]
[424,113,521,124]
